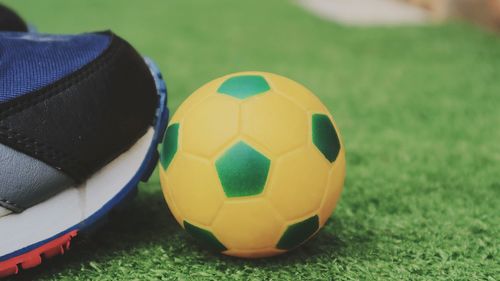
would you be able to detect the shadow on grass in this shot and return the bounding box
[11,188,376,280]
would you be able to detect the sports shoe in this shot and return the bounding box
[0,31,169,277]
[0,4,28,32]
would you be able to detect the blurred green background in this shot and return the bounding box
[4,0,499,280]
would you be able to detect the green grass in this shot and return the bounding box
[4,0,500,280]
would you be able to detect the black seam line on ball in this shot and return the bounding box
[0,198,25,213]
[0,32,124,181]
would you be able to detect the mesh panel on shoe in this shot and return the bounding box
[0,32,111,103]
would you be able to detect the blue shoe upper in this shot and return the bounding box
[0,32,111,103]
[0,32,111,212]
[0,31,160,214]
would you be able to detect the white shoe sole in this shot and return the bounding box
[0,128,154,258]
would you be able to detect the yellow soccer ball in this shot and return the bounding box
[158,72,345,258]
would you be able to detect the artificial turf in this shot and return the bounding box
[4,0,499,280]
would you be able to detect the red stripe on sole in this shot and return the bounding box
[0,230,77,278]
